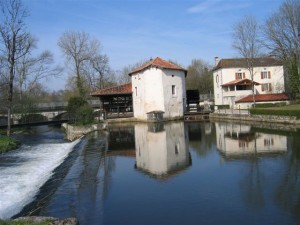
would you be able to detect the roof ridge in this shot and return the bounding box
[128,56,186,75]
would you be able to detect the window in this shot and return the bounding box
[235,72,245,80]
[135,87,137,96]
[261,71,271,79]
[261,83,272,92]
[264,138,274,146]
[172,85,176,96]
[175,143,179,155]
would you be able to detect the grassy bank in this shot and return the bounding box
[0,219,53,225]
[0,135,20,153]
[250,104,300,118]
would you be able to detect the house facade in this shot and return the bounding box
[213,57,286,109]
[129,57,187,120]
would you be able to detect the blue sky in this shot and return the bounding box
[23,0,283,90]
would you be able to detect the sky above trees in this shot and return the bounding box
[23,0,283,90]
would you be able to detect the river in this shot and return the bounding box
[0,122,300,225]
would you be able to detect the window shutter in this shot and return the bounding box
[261,84,264,91]
[235,73,238,80]
[243,73,245,79]
[268,71,271,79]
[269,83,272,92]
[261,72,263,79]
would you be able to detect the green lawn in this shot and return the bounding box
[250,104,300,118]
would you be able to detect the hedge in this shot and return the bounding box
[250,107,300,119]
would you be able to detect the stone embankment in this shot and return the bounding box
[62,122,107,141]
[210,112,300,127]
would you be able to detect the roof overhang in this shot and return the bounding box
[222,79,260,87]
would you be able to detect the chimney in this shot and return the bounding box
[214,57,219,66]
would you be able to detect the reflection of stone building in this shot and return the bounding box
[134,122,191,178]
[215,122,287,158]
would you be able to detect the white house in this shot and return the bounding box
[128,57,187,120]
[213,57,288,109]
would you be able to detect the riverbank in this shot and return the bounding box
[0,136,20,153]
[0,216,78,225]
[210,112,300,128]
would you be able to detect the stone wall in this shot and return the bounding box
[62,123,107,141]
[210,113,300,127]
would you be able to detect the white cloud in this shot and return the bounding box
[187,0,251,14]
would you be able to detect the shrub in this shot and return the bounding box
[67,96,88,113]
[254,102,287,108]
[75,104,94,125]
[67,96,94,125]
[0,136,20,153]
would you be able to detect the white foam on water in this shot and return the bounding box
[0,139,81,219]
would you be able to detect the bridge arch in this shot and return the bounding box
[19,113,48,124]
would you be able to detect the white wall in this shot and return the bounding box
[131,67,186,120]
[131,67,165,120]
[162,69,186,119]
[213,65,284,107]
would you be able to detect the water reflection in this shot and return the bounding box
[134,122,191,179]
[107,125,135,157]
[186,122,216,156]
[276,132,300,218]
[215,122,287,159]
[8,122,300,225]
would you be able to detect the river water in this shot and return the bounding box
[0,122,300,225]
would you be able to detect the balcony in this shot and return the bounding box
[223,90,252,97]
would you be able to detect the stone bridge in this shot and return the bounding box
[0,99,100,125]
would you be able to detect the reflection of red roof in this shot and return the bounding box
[236,93,289,103]
[90,83,132,96]
[222,79,260,87]
[128,57,187,76]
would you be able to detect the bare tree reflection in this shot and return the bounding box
[240,158,265,210]
[275,133,300,218]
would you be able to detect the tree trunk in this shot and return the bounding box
[7,74,14,137]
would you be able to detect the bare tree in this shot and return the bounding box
[232,15,262,107]
[264,0,300,97]
[58,30,99,96]
[117,59,149,84]
[186,59,213,95]
[16,50,62,101]
[88,54,111,90]
[0,0,34,136]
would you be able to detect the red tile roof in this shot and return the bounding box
[128,57,187,76]
[90,83,132,96]
[235,93,289,103]
[213,57,282,71]
[222,79,260,87]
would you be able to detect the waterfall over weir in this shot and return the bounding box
[0,139,81,219]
